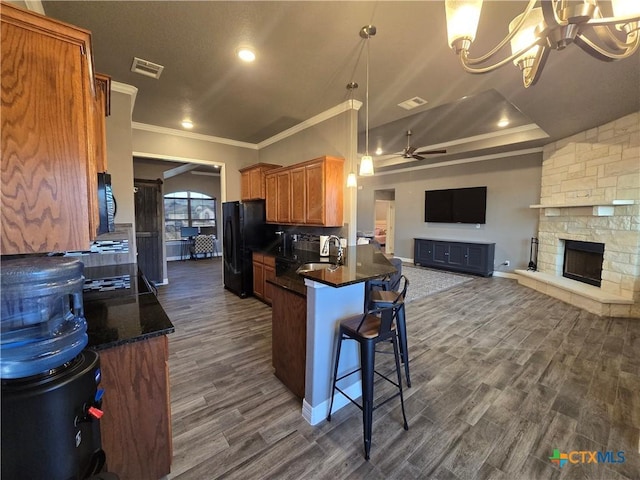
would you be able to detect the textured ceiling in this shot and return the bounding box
[41,1,640,169]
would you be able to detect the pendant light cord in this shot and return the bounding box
[365,34,370,157]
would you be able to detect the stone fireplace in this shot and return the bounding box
[516,112,640,318]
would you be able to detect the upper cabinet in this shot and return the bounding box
[265,156,344,227]
[1,3,107,254]
[239,163,281,201]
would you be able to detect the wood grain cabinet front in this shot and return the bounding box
[1,3,107,254]
[264,156,344,226]
[252,252,275,305]
[98,335,172,480]
[239,163,281,201]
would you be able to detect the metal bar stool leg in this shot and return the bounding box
[326,332,344,422]
[392,332,409,431]
[396,304,411,387]
[360,340,375,461]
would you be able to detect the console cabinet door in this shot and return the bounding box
[432,242,449,266]
[414,239,433,266]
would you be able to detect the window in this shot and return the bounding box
[164,191,216,241]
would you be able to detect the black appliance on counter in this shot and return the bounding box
[222,200,272,298]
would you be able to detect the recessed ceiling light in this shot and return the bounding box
[497,119,509,128]
[181,120,193,129]
[237,47,256,62]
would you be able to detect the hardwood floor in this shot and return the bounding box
[157,258,640,480]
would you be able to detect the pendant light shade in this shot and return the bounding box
[346,172,358,187]
[359,25,376,177]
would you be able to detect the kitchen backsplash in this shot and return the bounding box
[64,223,136,267]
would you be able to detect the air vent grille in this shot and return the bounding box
[130,57,164,79]
[398,96,428,110]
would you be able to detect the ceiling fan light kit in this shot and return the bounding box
[445,0,640,87]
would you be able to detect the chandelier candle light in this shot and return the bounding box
[445,0,640,87]
[359,25,376,176]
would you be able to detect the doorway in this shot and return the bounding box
[374,189,395,255]
[134,178,164,283]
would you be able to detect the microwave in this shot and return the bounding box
[97,172,116,234]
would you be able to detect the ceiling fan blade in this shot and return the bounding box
[415,148,447,155]
[412,154,426,161]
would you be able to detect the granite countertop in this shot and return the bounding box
[82,263,174,351]
[267,244,396,293]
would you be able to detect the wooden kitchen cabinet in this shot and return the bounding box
[1,3,105,254]
[265,156,344,226]
[252,252,275,305]
[99,334,172,480]
[239,163,281,201]
[271,284,307,398]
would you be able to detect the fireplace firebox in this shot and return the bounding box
[563,240,605,287]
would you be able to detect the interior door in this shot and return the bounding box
[134,178,163,284]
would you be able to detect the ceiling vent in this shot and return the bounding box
[398,96,428,110]
[130,57,164,79]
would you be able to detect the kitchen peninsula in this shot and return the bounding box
[269,244,396,425]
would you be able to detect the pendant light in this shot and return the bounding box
[346,82,358,188]
[359,25,376,177]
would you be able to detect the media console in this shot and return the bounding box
[414,238,495,277]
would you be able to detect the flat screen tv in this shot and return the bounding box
[425,186,487,224]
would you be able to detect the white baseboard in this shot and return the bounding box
[302,380,362,426]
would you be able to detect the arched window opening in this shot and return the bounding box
[164,191,216,241]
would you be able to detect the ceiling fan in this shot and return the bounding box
[397,130,446,161]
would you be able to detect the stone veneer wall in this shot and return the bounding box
[536,112,640,316]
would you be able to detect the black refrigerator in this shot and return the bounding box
[222,200,270,298]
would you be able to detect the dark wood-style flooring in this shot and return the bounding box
[157,258,640,480]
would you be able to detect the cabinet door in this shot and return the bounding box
[305,161,325,225]
[253,261,264,299]
[448,243,465,267]
[264,264,275,305]
[241,172,251,201]
[432,243,449,265]
[290,166,306,224]
[276,170,291,223]
[414,239,433,266]
[249,168,263,199]
[1,7,95,254]
[464,244,487,273]
[265,174,277,223]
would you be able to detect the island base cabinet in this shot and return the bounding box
[98,335,172,480]
[271,285,306,399]
[414,238,495,276]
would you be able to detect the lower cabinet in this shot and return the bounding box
[271,284,306,399]
[98,335,172,480]
[414,238,495,276]
[252,252,275,305]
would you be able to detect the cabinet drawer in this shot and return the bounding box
[252,252,264,263]
[263,254,276,267]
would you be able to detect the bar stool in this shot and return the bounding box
[327,304,409,460]
[369,275,411,388]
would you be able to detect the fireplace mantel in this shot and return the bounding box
[529,199,635,217]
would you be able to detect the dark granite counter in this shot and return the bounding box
[82,264,174,351]
[267,244,396,292]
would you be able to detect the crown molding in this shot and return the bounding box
[257,99,363,149]
[110,82,138,114]
[132,123,258,150]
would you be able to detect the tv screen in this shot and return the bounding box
[425,186,487,224]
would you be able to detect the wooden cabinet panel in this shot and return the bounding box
[276,170,291,224]
[265,174,277,223]
[264,156,344,226]
[271,285,307,398]
[252,252,274,305]
[1,3,101,254]
[240,163,281,201]
[290,166,306,224]
[99,335,172,480]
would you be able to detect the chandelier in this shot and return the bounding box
[445,0,640,87]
